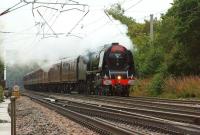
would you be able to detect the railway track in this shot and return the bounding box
[103,96,200,112]
[65,94,200,115]
[26,91,200,125]
[128,96,200,105]
[57,98,200,125]
[22,92,146,135]
[23,91,200,135]
[71,95,200,113]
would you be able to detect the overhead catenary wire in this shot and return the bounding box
[82,14,105,28]
[174,6,200,16]
[124,0,144,12]
[1,0,123,40]
[35,0,60,38]
[0,24,40,43]
[0,23,39,34]
[137,5,200,22]
[0,0,88,16]
[0,0,89,38]
[4,0,197,41]
[37,9,58,37]
[66,7,89,37]
[85,21,110,37]
[0,1,29,16]
[82,0,145,33]
[44,4,88,35]
[23,0,87,6]
[104,10,124,35]
[31,1,89,38]
[0,27,84,39]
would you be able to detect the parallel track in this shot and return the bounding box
[23,91,200,135]
[66,94,200,115]
[57,98,200,125]
[22,93,146,135]
[127,96,200,105]
[72,95,200,113]
[27,91,200,125]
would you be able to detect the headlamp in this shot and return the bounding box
[117,75,121,80]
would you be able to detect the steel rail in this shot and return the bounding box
[99,95,200,106]
[47,92,200,105]
[52,98,200,135]
[127,96,200,105]
[68,94,200,113]
[88,95,200,112]
[56,98,200,125]
[63,93,200,105]
[22,93,144,135]
[23,92,200,135]
[28,91,200,120]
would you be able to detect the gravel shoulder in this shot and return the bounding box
[16,96,98,135]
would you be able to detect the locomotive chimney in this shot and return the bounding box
[111,43,119,46]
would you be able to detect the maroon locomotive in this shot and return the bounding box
[23,43,136,96]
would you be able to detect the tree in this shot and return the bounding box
[108,1,200,76]
[0,33,4,81]
[0,60,3,80]
[107,1,200,97]
[6,63,40,88]
[107,4,163,77]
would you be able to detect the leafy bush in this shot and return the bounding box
[0,85,3,102]
[130,79,151,96]
[109,1,200,77]
[148,73,165,96]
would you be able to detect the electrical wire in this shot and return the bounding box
[66,7,89,36]
[0,1,29,16]
[174,6,200,16]
[124,0,144,12]
[37,9,58,37]
[85,21,110,37]
[36,0,60,37]
[104,10,124,35]
[30,0,89,38]
[23,0,88,6]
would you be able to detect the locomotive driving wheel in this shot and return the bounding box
[123,86,129,97]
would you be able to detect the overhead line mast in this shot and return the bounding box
[150,14,154,41]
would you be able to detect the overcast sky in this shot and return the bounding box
[0,0,173,66]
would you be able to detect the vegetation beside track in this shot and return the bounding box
[0,24,4,102]
[0,60,3,81]
[131,76,200,99]
[6,63,40,88]
[0,85,3,102]
[108,0,200,98]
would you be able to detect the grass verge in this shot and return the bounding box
[130,76,200,99]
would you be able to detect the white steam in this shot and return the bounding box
[0,0,134,71]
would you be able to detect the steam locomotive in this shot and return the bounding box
[23,43,136,96]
